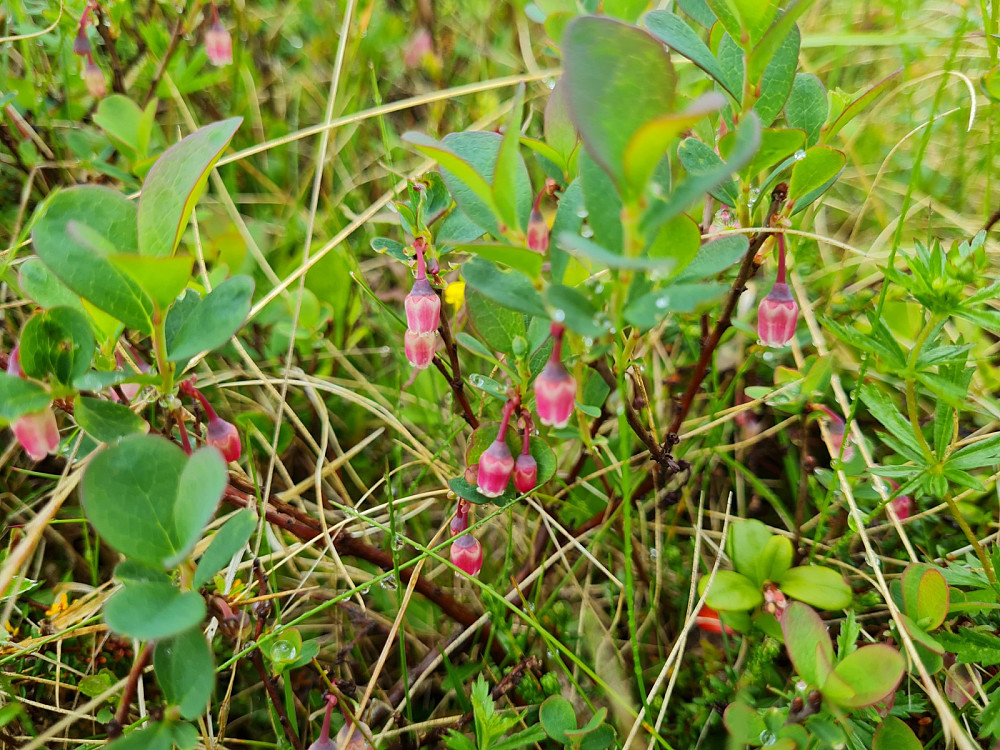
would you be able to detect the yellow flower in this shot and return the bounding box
[45,592,69,617]
[443,281,465,311]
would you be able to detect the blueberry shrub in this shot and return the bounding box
[1,1,1000,749]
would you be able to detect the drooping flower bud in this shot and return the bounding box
[404,330,436,369]
[512,411,538,493]
[886,479,912,520]
[73,28,91,56]
[181,379,242,461]
[526,191,549,254]
[513,453,537,494]
[534,323,576,428]
[757,234,799,348]
[709,205,741,234]
[205,19,233,66]
[308,694,337,750]
[13,407,60,462]
[335,721,373,750]
[83,57,106,98]
[450,532,483,577]
[207,414,242,462]
[811,405,855,462]
[403,27,434,69]
[450,501,469,537]
[477,398,517,497]
[404,239,440,334]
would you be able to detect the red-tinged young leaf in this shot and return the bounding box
[781,601,834,687]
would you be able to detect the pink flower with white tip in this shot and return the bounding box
[404,330,436,369]
[476,398,518,498]
[450,532,483,577]
[404,239,441,334]
[534,323,576,428]
[757,234,799,348]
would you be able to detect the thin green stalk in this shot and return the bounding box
[152,307,174,395]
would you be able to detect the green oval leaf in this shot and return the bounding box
[563,15,676,195]
[828,644,904,708]
[82,434,226,568]
[192,509,256,590]
[0,373,51,424]
[19,307,95,386]
[644,11,738,98]
[167,275,254,362]
[105,580,206,640]
[781,601,835,687]
[74,396,148,443]
[702,569,764,611]
[31,186,154,333]
[777,565,853,610]
[154,627,215,719]
[787,145,845,212]
[873,716,924,750]
[785,73,828,147]
[137,117,242,258]
[540,695,577,743]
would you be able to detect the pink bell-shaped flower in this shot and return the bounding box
[526,192,549,254]
[404,239,440,334]
[534,323,576,428]
[335,721,373,750]
[450,532,483,577]
[757,234,799,348]
[477,399,517,497]
[512,414,538,493]
[73,28,91,56]
[205,19,233,66]
[13,407,59,462]
[886,479,912,520]
[404,330,436,369]
[308,694,337,750]
[83,56,106,98]
[513,453,537,494]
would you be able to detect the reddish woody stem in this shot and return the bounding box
[107,643,153,739]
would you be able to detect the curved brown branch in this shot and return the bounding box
[221,484,506,665]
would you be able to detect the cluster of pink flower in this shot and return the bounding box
[75,1,230,100]
[403,238,440,370]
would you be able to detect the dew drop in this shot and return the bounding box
[794,149,807,161]
[581,225,595,238]
[553,309,566,323]
[360,586,371,595]
[380,576,398,591]
[576,208,589,219]
[582,337,594,347]
[759,730,776,745]
[649,547,658,559]
[655,296,669,309]
[392,534,406,551]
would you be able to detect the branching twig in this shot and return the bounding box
[435,307,478,428]
[221,483,507,664]
[106,643,153,740]
[665,184,788,441]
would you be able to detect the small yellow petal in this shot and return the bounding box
[45,592,69,617]
[443,281,465,310]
